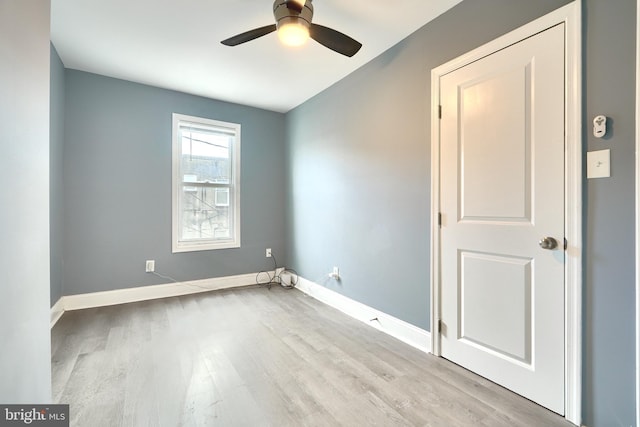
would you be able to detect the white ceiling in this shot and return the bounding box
[51,0,463,113]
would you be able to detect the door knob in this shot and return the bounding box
[539,237,558,250]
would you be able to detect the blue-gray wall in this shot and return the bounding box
[285,0,635,426]
[62,71,286,296]
[583,0,636,425]
[0,0,52,402]
[285,0,572,332]
[50,44,65,306]
[49,0,638,424]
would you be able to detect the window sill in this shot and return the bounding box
[172,240,240,253]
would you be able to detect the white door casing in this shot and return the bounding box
[430,3,582,425]
[440,23,564,413]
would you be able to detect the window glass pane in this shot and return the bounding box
[180,186,233,241]
[180,128,232,184]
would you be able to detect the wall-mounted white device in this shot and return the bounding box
[281,272,292,287]
[593,115,607,138]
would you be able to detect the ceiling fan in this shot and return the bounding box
[221,0,362,57]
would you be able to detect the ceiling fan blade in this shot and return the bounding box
[310,24,362,57]
[221,25,277,46]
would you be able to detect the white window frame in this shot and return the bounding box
[172,113,241,252]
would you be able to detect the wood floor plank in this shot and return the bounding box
[51,285,573,427]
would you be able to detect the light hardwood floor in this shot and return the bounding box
[51,285,573,426]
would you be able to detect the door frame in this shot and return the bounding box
[429,3,582,425]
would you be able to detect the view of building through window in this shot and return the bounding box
[173,114,240,252]
[179,128,231,240]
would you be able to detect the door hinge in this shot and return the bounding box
[437,319,443,334]
[438,105,442,119]
[438,212,442,228]
[564,238,568,250]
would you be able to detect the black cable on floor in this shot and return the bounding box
[256,252,298,290]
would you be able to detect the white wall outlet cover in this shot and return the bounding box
[587,149,611,179]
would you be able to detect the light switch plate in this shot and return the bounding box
[587,149,610,179]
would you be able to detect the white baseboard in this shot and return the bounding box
[295,277,431,353]
[50,272,266,328]
[50,273,432,356]
[50,298,65,328]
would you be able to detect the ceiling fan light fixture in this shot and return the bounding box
[277,20,310,47]
[285,0,306,13]
[221,0,362,57]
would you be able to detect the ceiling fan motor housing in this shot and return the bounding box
[273,0,313,31]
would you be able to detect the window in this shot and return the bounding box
[172,113,240,252]
[214,188,229,207]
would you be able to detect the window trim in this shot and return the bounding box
[171,113,241,253]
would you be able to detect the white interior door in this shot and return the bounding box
[439,23,565,414]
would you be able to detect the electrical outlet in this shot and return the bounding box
[266,248,272,258]
[145,260,155,273]
[330,266,340,279]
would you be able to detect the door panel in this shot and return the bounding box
[460,66,531,222]
[439,24,565,414]
[459,251,532,364]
